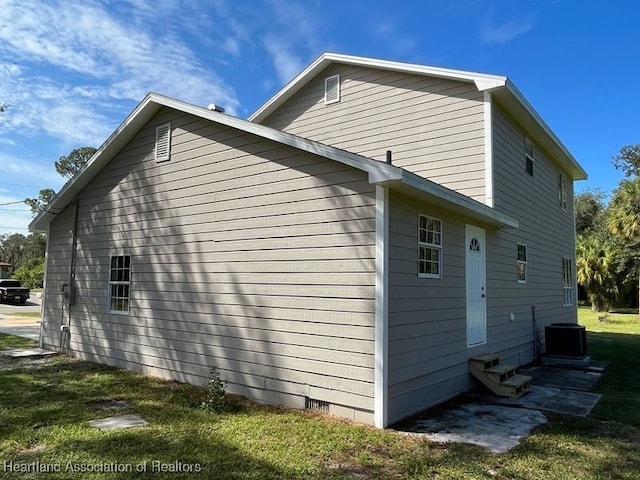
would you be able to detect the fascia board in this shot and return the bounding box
[497,81,588,181]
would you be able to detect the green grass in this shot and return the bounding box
[4,311,42,319]
[1,312,639,479]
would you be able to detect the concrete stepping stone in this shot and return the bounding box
[89,414,148,430]
[2,348,57,359]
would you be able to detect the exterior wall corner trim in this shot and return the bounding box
[374,185,389,428]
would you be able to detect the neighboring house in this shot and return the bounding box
[30,53,586,428]
[0,262,11,279]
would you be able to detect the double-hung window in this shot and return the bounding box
[562,257,574,306]
[558,171,568,210]
[418,214,442,278]
[109,255,131,314]
[525,137,534,176]
[517,243,527,283]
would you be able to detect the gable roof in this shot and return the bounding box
[249,52,587,181]
[29,93,517,233]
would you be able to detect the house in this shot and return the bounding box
[30,53,586,428]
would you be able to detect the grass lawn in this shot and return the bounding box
[0,310,639,479]
[3,311,42,319]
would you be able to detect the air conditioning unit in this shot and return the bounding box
[545,323,587,358]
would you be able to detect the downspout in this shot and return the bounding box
[38,225,51,349]
[61,199,79,353]
[374,185,389,428]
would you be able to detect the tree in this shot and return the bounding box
[0,233,46,286]
[575,188,606,235]
[607,177,640,313]
[55,146,96,180]
[607,178,640,241]
[576,234,619,312]
[24,188,56,216]
[612,144,640,177]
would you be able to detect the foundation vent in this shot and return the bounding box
[305,397,330,412]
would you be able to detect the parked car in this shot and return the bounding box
[0,279,30,304]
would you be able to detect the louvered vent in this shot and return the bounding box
[324,74,340,104]
[155,123,171,162]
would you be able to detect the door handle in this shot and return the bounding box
[481,294,486,298]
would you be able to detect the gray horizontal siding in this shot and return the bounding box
[260,64,487,201]
[387,191,472,423]
[490,101,577,366]
[41,108,377,419]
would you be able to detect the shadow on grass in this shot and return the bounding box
[0,356,348,479]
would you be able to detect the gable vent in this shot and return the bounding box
[324,74,340,105]
[155,123,171,162]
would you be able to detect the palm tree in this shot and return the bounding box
[607,177,640,314]
[576,234,618,312]
[608,178,640,240]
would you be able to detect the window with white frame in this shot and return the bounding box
[109,255,131,314]
[558,171,568,210]
[562,256,574,306]
[525,137,534,176]
[324,74,341,104]
[418,214,442,278]
[517,243,527,283]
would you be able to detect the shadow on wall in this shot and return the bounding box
[67,108,376,413]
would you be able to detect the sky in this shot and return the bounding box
[0,0,638,236]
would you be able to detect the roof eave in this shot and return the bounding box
[248,52,507,123]
[29,94,164,232]
[491,81,587,181]
[374,170,519,229]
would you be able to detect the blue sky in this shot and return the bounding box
[0,0,637,235]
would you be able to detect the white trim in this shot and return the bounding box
[374,185,389,428]
[248,52,506,122]
[483,92,494,207]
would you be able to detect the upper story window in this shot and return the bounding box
[155,123,171,162]
[418,214,442,278]
[558,171,568,210]
[525,137,534,176]
[324,74,341,105]
[517,243,527,283]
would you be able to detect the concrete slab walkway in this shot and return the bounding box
[402,363,605,453]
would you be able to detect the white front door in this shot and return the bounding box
[466,225,487,347]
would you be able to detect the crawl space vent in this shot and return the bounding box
[305,397,330,412]
[324,74,340,104]
[155,123,171,162]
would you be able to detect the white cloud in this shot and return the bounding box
[260,0,324,86]
[480,16,534,44]
[263,34,305,85]
[0,0,241,151]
